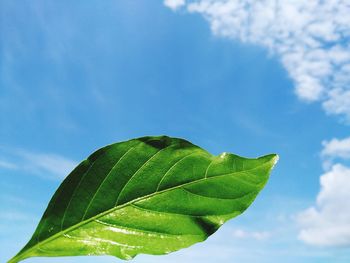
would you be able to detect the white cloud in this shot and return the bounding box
[165,0,350,121]
[297,164,350,247]
[298,137,350,247]
[0,147,77,180]
[322,136,350,160]
[323,89,350,121]
[233,229,271,240]
[164,0,185,10]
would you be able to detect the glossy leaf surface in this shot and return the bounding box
[9,136,278,262]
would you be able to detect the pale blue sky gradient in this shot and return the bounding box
[1,1,349,262]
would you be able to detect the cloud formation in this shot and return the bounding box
[321,136,350,170]
[164,0,186,10]
[322,136,350,160]
[298,137,350,247]
[164,0,350,121]
[297,164,350,246]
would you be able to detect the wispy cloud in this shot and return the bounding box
[18,150,77,179]
[0,160,17,170]
[232,229,271,240]
[0,146,77,180]
[165,0,350,121]
[0,211,35,222]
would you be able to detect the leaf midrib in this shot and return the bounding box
[14,157,274,262]
[93,219,201,238]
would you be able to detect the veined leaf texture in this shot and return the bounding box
[9,136,278,263]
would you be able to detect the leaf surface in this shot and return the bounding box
[8,136,278,262]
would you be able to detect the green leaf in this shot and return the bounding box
[8,136,278,263]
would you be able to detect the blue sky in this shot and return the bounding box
[1,1,350,262]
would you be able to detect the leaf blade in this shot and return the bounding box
[9,136,278,263]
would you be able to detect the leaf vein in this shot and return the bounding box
[19,155,275,259]
[81,144,141,220]
[156,151,199,191]
[114,144,173,206]
[182,188,253,201]
[59,158,99,232]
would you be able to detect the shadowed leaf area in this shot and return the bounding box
[9,135,278,262]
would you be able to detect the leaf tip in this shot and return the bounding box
[261,153,279,167]
[271,154,279,167]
